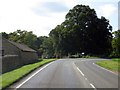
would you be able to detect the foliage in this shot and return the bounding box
[111,30,120,57]
[41,37,54,58]
[0,32,9,39]
[36,36,48,57]
[49,5,112,57]
[8,30,38,50]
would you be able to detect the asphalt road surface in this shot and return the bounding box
[9,58,118,89]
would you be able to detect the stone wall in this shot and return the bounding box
[2,38,22,73]
[2,55,21,73]
[2,52,38,74]
[21,51,38,65]
[1,38,38,74]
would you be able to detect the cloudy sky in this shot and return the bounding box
[0,0,119,36]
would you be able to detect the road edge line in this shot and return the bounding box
[15,62,54,89]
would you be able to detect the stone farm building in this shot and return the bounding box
[1,37,38,73]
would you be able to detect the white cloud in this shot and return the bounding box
[97,4,117,18]
[0,0,69,36]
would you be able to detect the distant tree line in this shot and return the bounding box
[1,30,48,57]
[1,5,120,58]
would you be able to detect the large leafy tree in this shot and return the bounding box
[64,5,98,54]
[49,5,112,57]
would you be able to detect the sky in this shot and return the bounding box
[0,0,119,36]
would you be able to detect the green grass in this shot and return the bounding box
[96,58,120,73]
[0,58,56,89]
[112,58,120,62]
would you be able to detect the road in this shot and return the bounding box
[9,58,118,89]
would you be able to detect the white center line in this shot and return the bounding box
[90,83,96,90]
[72,62,85,76]
[15,62,54,89]
[76,67,85,76]
[85,78,88,80]
[73,62,97,89]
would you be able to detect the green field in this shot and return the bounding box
[0,59,56,89]
[96,58,120,73]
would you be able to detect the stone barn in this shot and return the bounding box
[1,37,38,73]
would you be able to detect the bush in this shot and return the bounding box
[109,51,120,58]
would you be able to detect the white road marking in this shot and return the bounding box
[93,63,118,76]
[72,62,85,76]
[85,78,88,80]
[76,67,85,76]
[15,62,54,89]
[73,61,97,89]
[90,83,96,89]
[72,62,76,66]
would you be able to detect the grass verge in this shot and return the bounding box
[0,58,56,89]
[96,58,120,73]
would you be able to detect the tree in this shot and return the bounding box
[41,37,54,58]
[49,25,63,58]
[49,4,112,57]
[64,5,98,54]
[8,30,37,50]
[1,32,9,39]
[36,36,48,57]
[111,30,120,57]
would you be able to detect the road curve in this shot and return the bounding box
[9,58,118,89]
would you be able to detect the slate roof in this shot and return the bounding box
[8,40,36,52]
[1,37,36,52]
